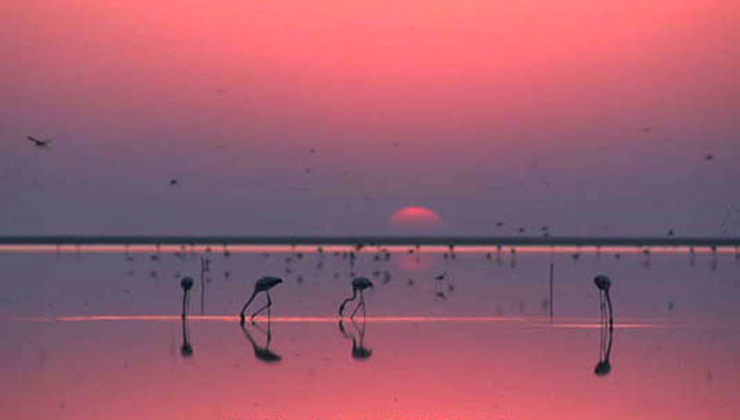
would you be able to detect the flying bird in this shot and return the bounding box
[26,136,52,149]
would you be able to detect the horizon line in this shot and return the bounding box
[0,235,738,247]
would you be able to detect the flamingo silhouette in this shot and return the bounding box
[594,328,613,376]
[339,277,373,319]
[593,274,614,376]
[239,276,283,324]
[594,275,614,329]
[338,318,372,361]
[180,277,194,318]
[180,315,193,358]
[240,320,282,363]
[594,300,614,376]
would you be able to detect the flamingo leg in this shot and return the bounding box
[339,291,357,317]
[350,298,362,319]
[239,290,258,324]
[605,290,614,330]
[251,291,272,322]
[361,291,366,318]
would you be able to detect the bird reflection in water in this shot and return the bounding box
[338,318,372,361]
[180,316,193,358]
[240,318,282,364]
[179,277,195,358]
[594,274,614,376]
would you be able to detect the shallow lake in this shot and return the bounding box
[1,247,739,419]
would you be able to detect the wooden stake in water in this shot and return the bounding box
[549,262,554,320]
[200,257,210,315]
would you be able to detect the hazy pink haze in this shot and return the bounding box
[1,0,738,235]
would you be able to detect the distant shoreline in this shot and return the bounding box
[0,235,738,247]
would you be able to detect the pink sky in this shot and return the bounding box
[1,0,738,235]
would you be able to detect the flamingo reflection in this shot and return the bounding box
[594,310,614,377]
[338,318,372,361]
[240,319,282,363]
[593,274,614,376]
[180,315,193,358]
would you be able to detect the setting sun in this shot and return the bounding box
[389,206,443,232]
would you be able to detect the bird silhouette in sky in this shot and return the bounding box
[26,136,52,149]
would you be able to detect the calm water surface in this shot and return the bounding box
[1,249,739,419]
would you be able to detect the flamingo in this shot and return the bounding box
[339,277,373,319]
[180,277,194,318]
[240,321,281,363]
[593,275,613,328]
[593,274,614,376]
[239,276,283,324]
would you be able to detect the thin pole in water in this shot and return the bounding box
[549,262,554,320]
[200,257,210,315]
